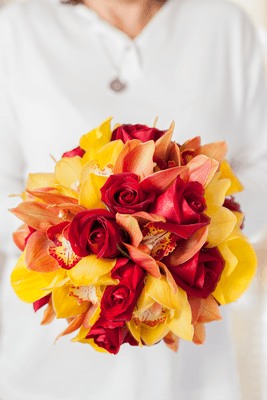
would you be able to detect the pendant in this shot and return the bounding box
[109,78,127,93]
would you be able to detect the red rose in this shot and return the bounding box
[86,317,139,354]
[111,124,166,143]
[86,317,123,355]
[149,176,207,225]
[165,247,225,298]
[62,146,85,158]
[100,258,145,323]
[223,196,244,229]
[68,210,124,258]
[101,173,156,214]
[121,326,139,347]
[33,293,51,312]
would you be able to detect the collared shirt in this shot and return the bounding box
[0,0,266,399]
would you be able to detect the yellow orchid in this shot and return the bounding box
[204,172,237,248]
[128,274,193,346]
[212,213,257,305]
[219,159,244,196]
[11,251,67,303]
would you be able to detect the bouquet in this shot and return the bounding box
[10,118,257,354]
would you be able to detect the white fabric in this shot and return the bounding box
[0,0,266,399]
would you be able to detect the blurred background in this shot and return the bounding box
[0,0,267,399]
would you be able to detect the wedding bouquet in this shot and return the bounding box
[10,118,257,354]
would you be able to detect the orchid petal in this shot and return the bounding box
[205,172,231,210]
[67,255,117,286]
[187,155,218,187]
[168,141,181,167]
[55,156,82,192]
[25,231,59,273]
[80,161,113,187]
[79,173,107,210]
[140,323,170,346]
[188,296,202,325]
[142,274,187,312]
[10,202,63,232]
[113,139,141,174]
[180,136,201,152]
[205,206,237,247]
[123,243,161,278]
[26,173,56,191]
[197,295,222,323]
[11,252,61,303]
[196,141,228,164]
[94,139,124,168]
[130,212,166,225]
[154,121,174,165]
[80,117,112,151]
[72,325,90,342]
[140,166,188,196]
[167,301,194,341]
[163,331,180,352]
[55,311,87,343]
[168,226,209,265]
[52,286,89,319]
[114,141,155,180]
[157,261,178,295]
[219,160,244,195]
[83,304,98,329]
[41,297,56,325]
[126,320,142,346]
[213,236,257,305]
[26,189,78,206]
[193,323,206,345]
[116,214,143,247]
[13,224,31,251]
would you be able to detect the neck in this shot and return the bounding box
[83,0,168,38]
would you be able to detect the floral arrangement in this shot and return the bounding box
[10,118,257,354]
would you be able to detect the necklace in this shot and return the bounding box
[97,34,128,93]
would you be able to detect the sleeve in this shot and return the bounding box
[0,12,26,256]
[229,12,267,241]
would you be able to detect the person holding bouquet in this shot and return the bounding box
[0,0,267,399]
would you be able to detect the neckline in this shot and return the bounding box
[73,0,176,44]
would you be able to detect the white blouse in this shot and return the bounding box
[0,0,267,399]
